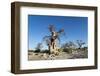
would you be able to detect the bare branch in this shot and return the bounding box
[76,40,85,49]
[43,36,51,45]
[58,28,64,34]
[48,25,55,32]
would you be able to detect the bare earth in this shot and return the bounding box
[28,50,87,60]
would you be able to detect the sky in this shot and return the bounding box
[28,15,88,50]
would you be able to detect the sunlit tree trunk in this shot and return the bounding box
[49,31,58,54]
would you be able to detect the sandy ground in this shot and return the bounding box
[28,50,87,60]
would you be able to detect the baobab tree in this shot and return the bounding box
[43,25,64,55]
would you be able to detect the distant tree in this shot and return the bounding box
[82,46,88,51]
[62,41,76,49]
[62,41,76,53]
[76,40,85,49]
[35,43,43,52]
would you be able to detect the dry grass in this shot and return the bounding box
[28,50,88,60]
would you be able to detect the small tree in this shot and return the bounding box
[76,40,85,49]
[35,43,43,52]
[62,41,76,53]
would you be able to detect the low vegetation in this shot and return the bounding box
[28,40,88,60]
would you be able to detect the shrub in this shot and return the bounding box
[63,48,72,54]
[34,49,40,53]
